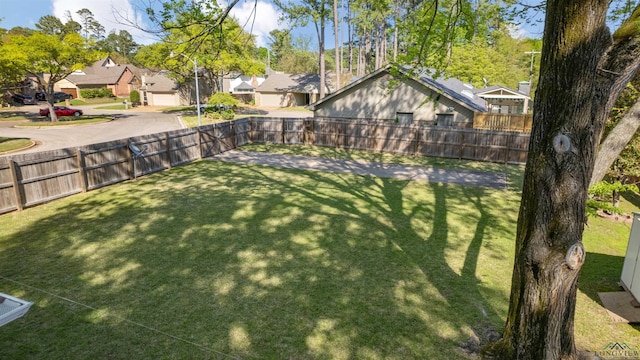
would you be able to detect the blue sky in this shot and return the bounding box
[0,0,293,47]
[0,0,542,50]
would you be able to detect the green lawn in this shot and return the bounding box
[68,97,126,106]
[17,116,114,126]
[181,114,240,127]
[0,146,638,358]
[0,137,32,153]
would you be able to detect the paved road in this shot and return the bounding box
[1,104,312,156]
[213,150,507,189]
[1,104,183,155]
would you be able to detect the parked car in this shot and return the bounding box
[35,91,73,102]
[39,106,83,117]
[12,94,36,105]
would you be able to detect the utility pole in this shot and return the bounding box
[525,51,541,84]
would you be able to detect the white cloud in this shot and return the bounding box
[52,0,157,45]
[229,0,285,47]
[506,23,528,39]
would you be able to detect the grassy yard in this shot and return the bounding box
[0,146,638,358]
[0,137,32,153]
[16,116,114,127]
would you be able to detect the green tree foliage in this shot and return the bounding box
[143,2,264,94]
[7,27,34,37]
[447,29,542,90]
[589,180,639,209]
[274,0,329,97]
[76,8,105,41]
[207,92,239,107]
[0,32,100,121]
[35,15,83,39]
[270,33,320,74]
[602,73,640,181]
[97,30,139,62]
[134,43,171,71]
[269,29,293,68]
[35,15,65,37]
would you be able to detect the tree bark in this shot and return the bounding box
[590,99,640,186]
[317,0,326,99]
[487,1,640,359]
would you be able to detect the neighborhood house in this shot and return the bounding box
[58,57,144,99]
[308,66,531,129]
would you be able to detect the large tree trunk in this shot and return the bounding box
[487,1,640,358]
[590,99,640,186]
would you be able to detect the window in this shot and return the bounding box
[396,112,414,124]
[436,113,454,127]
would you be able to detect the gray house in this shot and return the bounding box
[256,73,330,107]
[308,66,487,127]
[140,72,188,107]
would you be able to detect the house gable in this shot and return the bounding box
[309,67,484,125]
[475,85,531,114]
[61,57,148,97]
[475,86,529,100]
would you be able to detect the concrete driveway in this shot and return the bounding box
[214,150,508,189]
[1,104,184,155]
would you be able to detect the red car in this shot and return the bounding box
[39,106,83,117]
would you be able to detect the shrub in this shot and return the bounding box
[587,198,624,216]
[589,180,639,208]
[221,109,235,120]
[129,90,140,103]
[80,88,114,99]
[206,111,221,120]
[208,92,239,108]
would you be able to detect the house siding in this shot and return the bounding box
[258,92,307,107]
[313,73,475,127]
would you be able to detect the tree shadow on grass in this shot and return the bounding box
[0,159,517,359]
[622,191,640,210]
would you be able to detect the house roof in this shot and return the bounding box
[65,57,146,86]
[416,70,487,112]
[474,85,531,100]
[308,65,487,112]
[144,72,178,92]
[257,73,328,94]
[234,81,254,90]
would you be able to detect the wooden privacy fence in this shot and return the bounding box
[0,117,530,214]
[474,113,533,133]
[251,117,530,164]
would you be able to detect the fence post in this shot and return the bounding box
[165,133,173,169]
[127,142,135,180]
[414,125,420,156]
[282,118,286,144]
[75,148,87,193]
[8,159,24,211]
[197,128,202,160]
[505,132,513,164]
[459,129,464,160]
[304,118,313,145]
